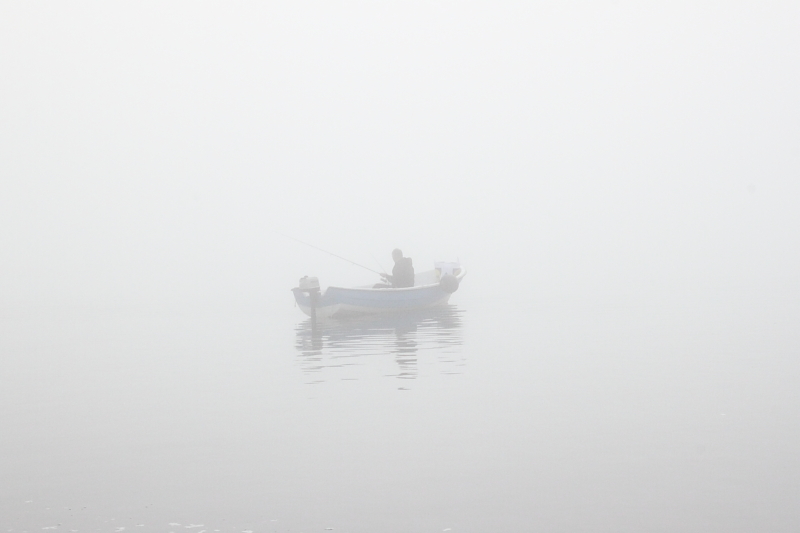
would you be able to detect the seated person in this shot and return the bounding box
[376,248,414,288]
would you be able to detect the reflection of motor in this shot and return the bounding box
[439,274,459,294]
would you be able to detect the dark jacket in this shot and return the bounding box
[392,257,414,288]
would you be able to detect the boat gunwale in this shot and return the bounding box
[323,269,466,294]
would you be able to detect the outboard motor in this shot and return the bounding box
[298,276,320,291]
[295,276,321,323]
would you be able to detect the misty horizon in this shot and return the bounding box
[2,3,799,532]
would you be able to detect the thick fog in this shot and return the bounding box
[3,2,797,307]
[2,3,799,532]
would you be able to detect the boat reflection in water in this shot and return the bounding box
[294,305,464,386]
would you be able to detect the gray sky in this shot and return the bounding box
[2,6,800,531]
[2,2,798,307]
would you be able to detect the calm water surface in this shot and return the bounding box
[295,306,465,386]
[1,288,799,532]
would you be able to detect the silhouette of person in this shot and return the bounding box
[377,248,415,288]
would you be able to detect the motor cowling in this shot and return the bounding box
[298,276,320,290]
[439,274,459,294]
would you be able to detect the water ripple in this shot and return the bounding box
[294,305,465,384]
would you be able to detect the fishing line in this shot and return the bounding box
[370,252,388,275]
[280,233,382,275]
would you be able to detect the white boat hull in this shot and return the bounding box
[292,269,465,319]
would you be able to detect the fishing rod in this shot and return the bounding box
[282,234,383,275]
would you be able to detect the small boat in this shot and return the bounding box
[292,261,466,318]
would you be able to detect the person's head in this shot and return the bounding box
[392,248,403,262]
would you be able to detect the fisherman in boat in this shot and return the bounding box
[375,248,414,288]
